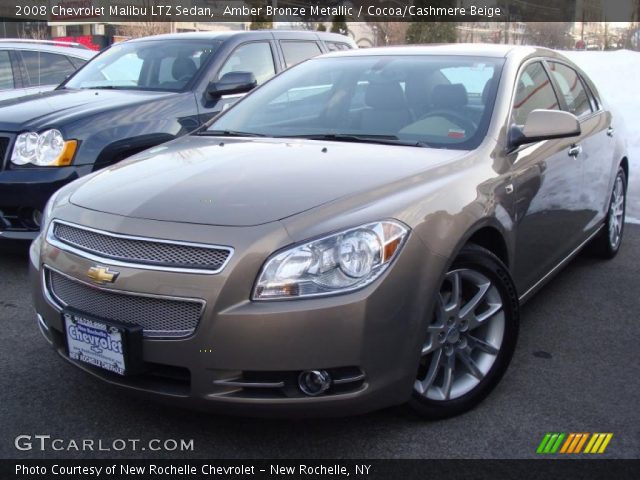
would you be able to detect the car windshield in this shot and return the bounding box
[64,39,221,92]
[206,55,504,149]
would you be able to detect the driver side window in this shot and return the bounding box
[512,62,559,125]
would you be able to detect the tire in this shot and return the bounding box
[408,244,519,420]
[589,166,626,259]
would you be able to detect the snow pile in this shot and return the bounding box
[564,50,640,223]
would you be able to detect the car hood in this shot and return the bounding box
[0,88,176,131]
[70,135,467,227]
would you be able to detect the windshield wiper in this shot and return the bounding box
[278,133,430,147]
[202,130,267,138]
[83,85,130,90]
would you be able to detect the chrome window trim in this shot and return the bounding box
[42,265,206,338]
[47,219,234,275]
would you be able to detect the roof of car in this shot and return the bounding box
[127,30,353,43]
[0,39,95,59]
[320,43,552,59]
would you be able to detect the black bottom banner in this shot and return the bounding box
[3,459,640,480]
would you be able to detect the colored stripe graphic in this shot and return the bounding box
[536,433,565,454]
[537,433,613,454]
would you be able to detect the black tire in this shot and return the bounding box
[589,166,627,259]
[408,243,519,420]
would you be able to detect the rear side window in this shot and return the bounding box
[280,41,322,67]
[547,62,592,117]
[20,51,76,86]
[67,56,87,69]
[0,51,14,89]
[326,41,351,52]
[217,42,276,85]
[512,62,559,125]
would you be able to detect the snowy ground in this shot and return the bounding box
[564,50,640,223]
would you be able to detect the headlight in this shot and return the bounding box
[253,220,409,300]
[11,129,77,167]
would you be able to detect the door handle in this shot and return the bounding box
[607,127,614,137]
[568,144,582,158]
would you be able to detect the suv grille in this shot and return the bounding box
[46,268,204,338]
[0,135,9,165]
[51,221,232,272]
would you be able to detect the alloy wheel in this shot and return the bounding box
[608,174,625,249]
[414,269,505,401]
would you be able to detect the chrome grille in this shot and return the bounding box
[51,221,232,273]
[46,268,204,338]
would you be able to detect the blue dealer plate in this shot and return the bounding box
[64,311,127,375]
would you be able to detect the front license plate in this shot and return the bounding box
[63,310,142,376]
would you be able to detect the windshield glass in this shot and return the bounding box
[207,55,504,149]
[64,39,221,91]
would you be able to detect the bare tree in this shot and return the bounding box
[18,22,49,40]
[115,22,171,39]
[113,0,172,39]
[368,22,409,46]
[524,22,573,49]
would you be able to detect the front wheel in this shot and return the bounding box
[408,244,519,420]
[590,166,626,259]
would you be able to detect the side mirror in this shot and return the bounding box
[206,71,257,99]
[509,109,581,148]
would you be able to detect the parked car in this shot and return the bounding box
[30,45,628,418]
[0,30,355,241]
[0,39,95,101]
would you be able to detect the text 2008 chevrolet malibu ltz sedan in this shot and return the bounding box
[30,45,628,418]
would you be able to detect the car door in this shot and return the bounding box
[196,40,278,124]
[546,61,612,234]
[0,50,22,100]
[509,61,586,293]
[18,50,77,94]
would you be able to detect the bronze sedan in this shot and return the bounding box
[30,45,628,419]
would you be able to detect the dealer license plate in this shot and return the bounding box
[64,311,132,375]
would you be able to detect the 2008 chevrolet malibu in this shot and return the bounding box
[30,45,628,418]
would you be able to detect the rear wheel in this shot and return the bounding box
[590,167,626,259]
[408,244,519,419]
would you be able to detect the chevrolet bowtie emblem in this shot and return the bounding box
[87,266,119,284]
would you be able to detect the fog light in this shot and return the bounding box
[32,209,42,228]
[298,370,331,396]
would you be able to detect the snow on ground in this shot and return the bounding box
[564,50,640,224]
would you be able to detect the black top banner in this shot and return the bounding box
[7,0,640,23]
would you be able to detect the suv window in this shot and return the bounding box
[218,42,275,85]
[326,41,351,52]
[65,40,220,91]
[0,51,14,89]
[547,62,592,117]
[67,56,88,69]
[512,62,559,125]
[20,51,75,86]
[280,41,322,67]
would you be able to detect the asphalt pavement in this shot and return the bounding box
[1,227,639,459]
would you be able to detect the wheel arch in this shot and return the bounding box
[620,156,629,187]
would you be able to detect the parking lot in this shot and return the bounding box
[1,226,639,460]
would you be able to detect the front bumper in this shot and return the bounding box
[30,210,446,417]
[0,165,92,241]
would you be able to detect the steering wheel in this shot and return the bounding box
[419,110,477,136]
